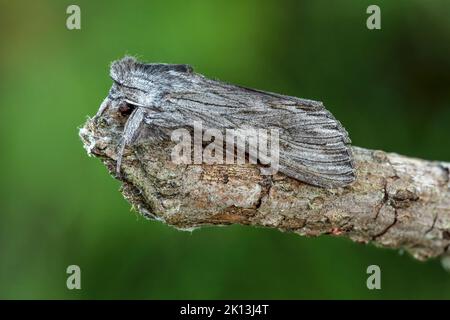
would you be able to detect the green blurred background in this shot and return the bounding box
[0,0,450,299]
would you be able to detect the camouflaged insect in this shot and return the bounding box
[95,56,355,188]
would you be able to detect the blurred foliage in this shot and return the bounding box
[0,0,449,299]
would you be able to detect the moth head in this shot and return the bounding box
[117,100,136,117]
[110,55,193,90]
[108,56,194,117]
[110,56,139,85]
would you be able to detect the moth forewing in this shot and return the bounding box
[108,56,355,188]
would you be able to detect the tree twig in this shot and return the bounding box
[79,89,450,263]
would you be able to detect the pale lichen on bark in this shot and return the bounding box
[79,100,450,262]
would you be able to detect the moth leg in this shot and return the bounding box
[94,97,110,120]
[116,107,146,175]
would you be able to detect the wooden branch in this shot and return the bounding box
[79,95,450,263]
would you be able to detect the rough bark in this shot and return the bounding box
[79,101,450,262]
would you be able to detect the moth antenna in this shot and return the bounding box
[124,99,145,107]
